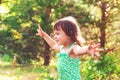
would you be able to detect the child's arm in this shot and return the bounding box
[70,42,102,59]
[36,24,60,51]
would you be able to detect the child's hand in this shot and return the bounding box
[36,24,45,38]
[87,42,103,59]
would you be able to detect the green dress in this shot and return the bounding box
[57,43,81,80]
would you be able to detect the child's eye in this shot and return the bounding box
[54,32,59,35]
[56,33,59,35]
[54,31,60,35]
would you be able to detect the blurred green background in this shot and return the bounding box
[0,0,120,80]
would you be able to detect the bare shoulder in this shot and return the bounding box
[69,44,80,58]
[52,44,60,52]
[72,44,80,50]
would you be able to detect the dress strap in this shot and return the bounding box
[67,42,77,52]
[59,42,77,53]
[68,42,77,49]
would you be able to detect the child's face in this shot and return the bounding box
[53,27,71,45]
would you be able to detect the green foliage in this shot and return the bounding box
[3,16,20,29]
[1,54,13,62]
[0,0,120,79]
[82,54,120,80]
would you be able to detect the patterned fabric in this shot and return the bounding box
[57,43,81,80]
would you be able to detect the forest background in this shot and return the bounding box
[0,0,120,80]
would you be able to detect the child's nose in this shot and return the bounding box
[54,35,57,39]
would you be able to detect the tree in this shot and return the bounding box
[0,0,77,65]
[77,0,120,79]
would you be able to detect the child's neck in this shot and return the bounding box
[63,41,74,49]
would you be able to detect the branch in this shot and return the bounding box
[104,47,116,53]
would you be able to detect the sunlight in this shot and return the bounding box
[0,75,17,80]
[0,5,9,14]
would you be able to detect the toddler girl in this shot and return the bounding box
[36,16,102,80]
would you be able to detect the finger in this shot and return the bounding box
[91,52,94,59]
[38,24,41,29]
[36,29,41,35]
[95,52,101,59]
[37,29,39,32]
[95,48,104,52]
[37,26,42,33]
[88,41,94,49]
[94,43,101,49]
[36,33,39,35]
[89,41,94,46]
[95,52,100,57]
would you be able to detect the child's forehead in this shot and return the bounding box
[53,26,62,31]
[53,27,64,33]
[53,29,61,33]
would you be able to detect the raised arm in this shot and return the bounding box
[36,24,60,51]
[70,42,103,59]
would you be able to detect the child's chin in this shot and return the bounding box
[57,42,61,45]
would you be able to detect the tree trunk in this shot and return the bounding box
[100,2,107,48]
[43,41,50,66]
[42,5,52,66]
[100,25,105,48]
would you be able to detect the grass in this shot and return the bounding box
[0,60,58,80]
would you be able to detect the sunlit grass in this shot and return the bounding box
[0,60,58,80]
